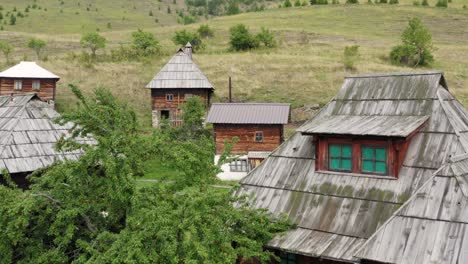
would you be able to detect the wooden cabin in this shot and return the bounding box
[0,93,92,188]
[236,72,468,264]
[146,43,214,127]
[206,103,290,155]
[0,61,60,102]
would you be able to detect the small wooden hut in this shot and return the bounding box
[235,72,468,263]
[206,103,290,155]
[0,93,91,188]
[0,61,60,102]
[146,43,214,127]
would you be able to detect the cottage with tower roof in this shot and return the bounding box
[146,43,214,127]
[236,71,468,263]
[0,61,60,103]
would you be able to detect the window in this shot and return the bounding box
[185,93,193,99]
[280,253,296,264]
[255,131,264,142]
[229,159,249,172]
[32,80,41,90]
[166,94,174,101]
[329,144,352,171]
[361,146,387,174]
[14,80,22,90]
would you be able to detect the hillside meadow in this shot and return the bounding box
[0,4,467,128]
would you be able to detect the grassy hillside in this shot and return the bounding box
[0,4,467,128]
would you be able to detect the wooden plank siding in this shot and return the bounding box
[151,88,211,110]
[0,78,57,101]
[214,124,284,154]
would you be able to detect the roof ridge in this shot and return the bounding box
[212,102,291,106]
[346,71,444,79]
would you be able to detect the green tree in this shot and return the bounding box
[0,41,12,62]
[256,27,276,48]
[172,29,204,52]
[9,14,16,25]
[131,29,160,56]
[284,0,293,7]
[27,38,46,59]
[229,24,260,51]
[198,24,214,38]
[390,17,434,67]
[226,0,240,15]
[80,32,106,57]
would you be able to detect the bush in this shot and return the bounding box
[9,14,15,25]
[435,0,447,7]
[389,0,398,4]
[422,0,429,6]
[197,24,214,38]
[333,0,340,4]
[413,0,420,5]
[294,0,302,6]
[226,0,240,14]
[131,29,160,56]
[229,24,259,51]
[284,0,292,7]
[343,45,360,70]
[0,41,12,62]
[172,29,205,51]
[346,0,359,3]
[256,27,276,48]
[389,17,434,67]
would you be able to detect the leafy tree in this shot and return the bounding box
[27,38,46,59]
[172,29,204,52]
[229,24,259,51]
[256,27,276,48]
[284,0,293,7]
[226,0,240,15]
[390,17,434,67]
[0,41,12,62]
[197,24,214,38]
[9,14,16,25]
[343,45,360,70]
[80,32,106,57]
[131,29,160,56]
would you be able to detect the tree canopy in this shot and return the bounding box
[80,32,107,57]
[27,38,46,59]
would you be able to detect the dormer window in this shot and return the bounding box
[329,144,352,172]
[14,80,22,90]
[361,146,387,174]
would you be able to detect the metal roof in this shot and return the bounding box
[236,72,468,262]
[298,115,429,137]
[145,50,213,89]
[206,103,290,124]
[0,61,59,79]
[0,94,92,174]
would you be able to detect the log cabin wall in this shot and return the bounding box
[214,124,284,154]
[0,78,57,101]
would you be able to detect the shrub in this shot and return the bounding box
[343,45,360,70]
[131,29,160,56]
[435,0,447,7]
[229,24,259,51]
[0,41,12,62]
[389,0,398,4]
[413,0,420,5]
[256,27,276,48]
[422,0,429,6]
[379,0,387,3]
[9,15,15,25]
[198,24,214,38]
[226,0,240,14]
[172,29,205,51]
[333,0,340,4]
[302,0,309,5]
[80,32,106,57]
[284,0,292,7]
[294,0,302,6]
[389,17,434,67]
[27,38,46,59]
[346,0,359,3]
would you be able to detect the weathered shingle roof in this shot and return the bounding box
[206,103,290,124]
[236,71,468,262]
[0,61,59,79]
[145,50,213,89]
[0,94,91,173]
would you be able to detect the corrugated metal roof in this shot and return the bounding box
[0,94,91,174]
[0,61,59,79]
[145,50,213,89]
[298,115,429,137]
[236,72,468,262]
[206,103,290,124]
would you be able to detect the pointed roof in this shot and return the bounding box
[236,71,468,262]
[145,49,213,90]
[0,94,92,173]
[0,61,59,79]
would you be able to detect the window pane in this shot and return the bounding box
[362,147,374,159]
[375,148,386,161]
[341,159,352,170]
[341,145,352,158]
[375,161,387,174]
[362,160,374,172]
[330,158,340,170]
[329,145,341,157]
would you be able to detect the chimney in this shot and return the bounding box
[184,42,192,59]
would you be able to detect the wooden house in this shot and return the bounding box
[0,61,60,102]
[206,103,290,155]
[236,72,468,264]
[146,43,214,127]
[0,93,92,188]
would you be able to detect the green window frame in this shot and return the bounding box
[328,144,352,171]
[280,253,296,264]
[361,146,387,174]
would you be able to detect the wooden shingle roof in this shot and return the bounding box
[236,71,468,262]
[206,103,290,125]
[145,49,213,90]
[0,94,91,173]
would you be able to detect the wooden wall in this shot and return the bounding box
[151,88,211,110]
[0,78,57,101]
[214,124,284,154]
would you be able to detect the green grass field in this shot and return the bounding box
[0,3,467,126]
